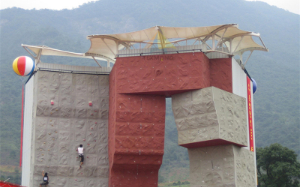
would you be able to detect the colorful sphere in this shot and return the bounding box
[12,56,35,76]
[252,78,257,94]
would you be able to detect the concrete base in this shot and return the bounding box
[189,145,256,187]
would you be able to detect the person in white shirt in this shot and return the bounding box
[39,170,49,186]
[77,144,84,169]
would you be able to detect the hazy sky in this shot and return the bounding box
[246,0,299,15]
[0,0,299,15]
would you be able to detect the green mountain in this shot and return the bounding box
[0,0,299,182]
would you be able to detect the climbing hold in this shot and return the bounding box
[51,100,54,105]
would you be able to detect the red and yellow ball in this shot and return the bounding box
[12,56,35,76]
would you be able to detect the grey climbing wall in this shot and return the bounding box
[172,87,256,187]
[188,145,256,187]
[24,65,110,187]
[172,87,247,147]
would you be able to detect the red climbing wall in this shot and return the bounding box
[109,70,166,187]
[210,58,232,93]
[108,52,233,187]
[114,53,211,96]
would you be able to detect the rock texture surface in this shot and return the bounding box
[114,53,211,95]
[32,71,109,187]
[172,87,256,187]
[172,87,247,148]
[188,145,256,187]
[108,53,235,187]
[24,53,255,187]
[210,58,232,93]
[114,53,233,95]
[109,63,166,187]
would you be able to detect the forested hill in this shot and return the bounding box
[0,0,299,179]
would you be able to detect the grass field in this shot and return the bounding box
[0,165,21,173]
[1,165,191,186]
[0,165,21,184]
[158,181,190,187]
[159,184,190,187]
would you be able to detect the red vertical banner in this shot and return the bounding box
[247,77,254,152]
[20,85,24,167]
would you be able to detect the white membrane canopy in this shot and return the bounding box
[21,44,114,62]
[23,24,268,66]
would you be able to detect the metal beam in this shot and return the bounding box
[92,56,102,67]
[243,50,253,67]
[102,38,116,56]
[22,45,37,59]
[233,36,244,53]
[84,52,115,62]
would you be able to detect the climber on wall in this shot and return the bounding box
[77,144,84,169]
[39,170,49,187]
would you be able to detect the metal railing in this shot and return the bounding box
[117,44,230,58]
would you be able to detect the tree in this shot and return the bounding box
[14,167,21,185]
[257,143,300,187]
[158,173,165,183]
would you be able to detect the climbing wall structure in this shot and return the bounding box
[21,24,267,187]
[22,63,111,187]
[172,87,256,186]
[108,52,210,187]
[108,52,257,187]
